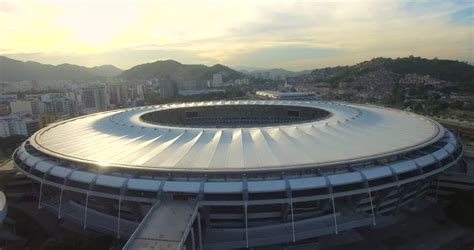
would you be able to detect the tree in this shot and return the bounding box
[446,191,474,228]
[0,135,26,157]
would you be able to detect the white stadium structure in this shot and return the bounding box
[13,100,463,249]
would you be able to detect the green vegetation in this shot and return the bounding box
[364,56,474,93]
[384,235,405,248]
[328,67,357,83]
[8,207,49,248]
[454,80,474,92]
[383,83,405,107]
[0,135,25,162]
[7,206,114,250]
[384,56,474,83]
[315,56,474,87]
[406,84,433,98]
[424,98,449,114]
[446,190,474,228]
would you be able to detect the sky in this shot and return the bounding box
[1,0,473,70]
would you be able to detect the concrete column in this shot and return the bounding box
[435,178,440,201]
[290,196,295,243]
[197,212,203,250]
[38,181,43,209]
[117,196,122,239]
[245,202,249,248]
[367,189,376,226]
[331,194,338,234]
[58,186,64,219]
[83,192,89,229]
[191,227,196,250]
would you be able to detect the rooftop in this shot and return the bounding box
[29,100,442,171]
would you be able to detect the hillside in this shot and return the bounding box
[0,56,122,82]
[240,68,311,77]
[120,60,243,81]
[310,56,474,84]
[300,56,474,116]
[86,65,122,78]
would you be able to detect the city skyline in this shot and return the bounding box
[1,0,473,70]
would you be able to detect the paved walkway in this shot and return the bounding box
[125,200,198,250]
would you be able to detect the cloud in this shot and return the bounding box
[449,6,474,25]
[2,46,217,70]
[1,0,472,69]
[227,46,341,70]
[0,1,24,14]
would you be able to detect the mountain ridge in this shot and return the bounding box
[309,56,474,84]
[0,56,123,82]
[119,60,243,81]
[237,67,311,77]
[2,55,473,85]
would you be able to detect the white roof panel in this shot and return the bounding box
[30,100,444,171]
[445,132,457,145]
[289,176,327,190]
[49,166,72,178]
[432,149,449,161]
[25,155,41,167]
[328,172,363,186]
[247,180,286,193]
[34,161,56,173]
[69,171,96,184]
[18,148,29,161]
[127,179,161,192]
[204,182,242,194]
[362,166,392,180]
[391,160,418,174]
[95,175,126,188]
[414,154,436,167]
[162,181,201,193]
[444,143,455,153]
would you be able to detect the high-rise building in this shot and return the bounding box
[0,103,10,116]
[10,118,38,136]
[108,83,146,108]
[159,79,177,99]
[133,84,145,101]
[108,84,124,107]
[0,94,17,103]
[0,120,10,137]
[9,100,33,115]
[81,86,108,114]
[31,80,39,92]
[30,100,45,115]
[0,114,39,137]
[62,98,79,118]
[45,98,78,118]
[38,113,61,128]
[212,73,223,87]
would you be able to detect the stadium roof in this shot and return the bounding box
[30,100,442,171]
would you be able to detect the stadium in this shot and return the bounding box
[13,100,463,249]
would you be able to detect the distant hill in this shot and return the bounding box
[378,57,473,83]
[310,56,474,84]
[239,67,311,77]
[86,65,122,78]
[0,56,122,82]
[120,60,243,81]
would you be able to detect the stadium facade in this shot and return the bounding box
[13,100,463,249]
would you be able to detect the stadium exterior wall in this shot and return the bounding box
[12,101,464,249]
